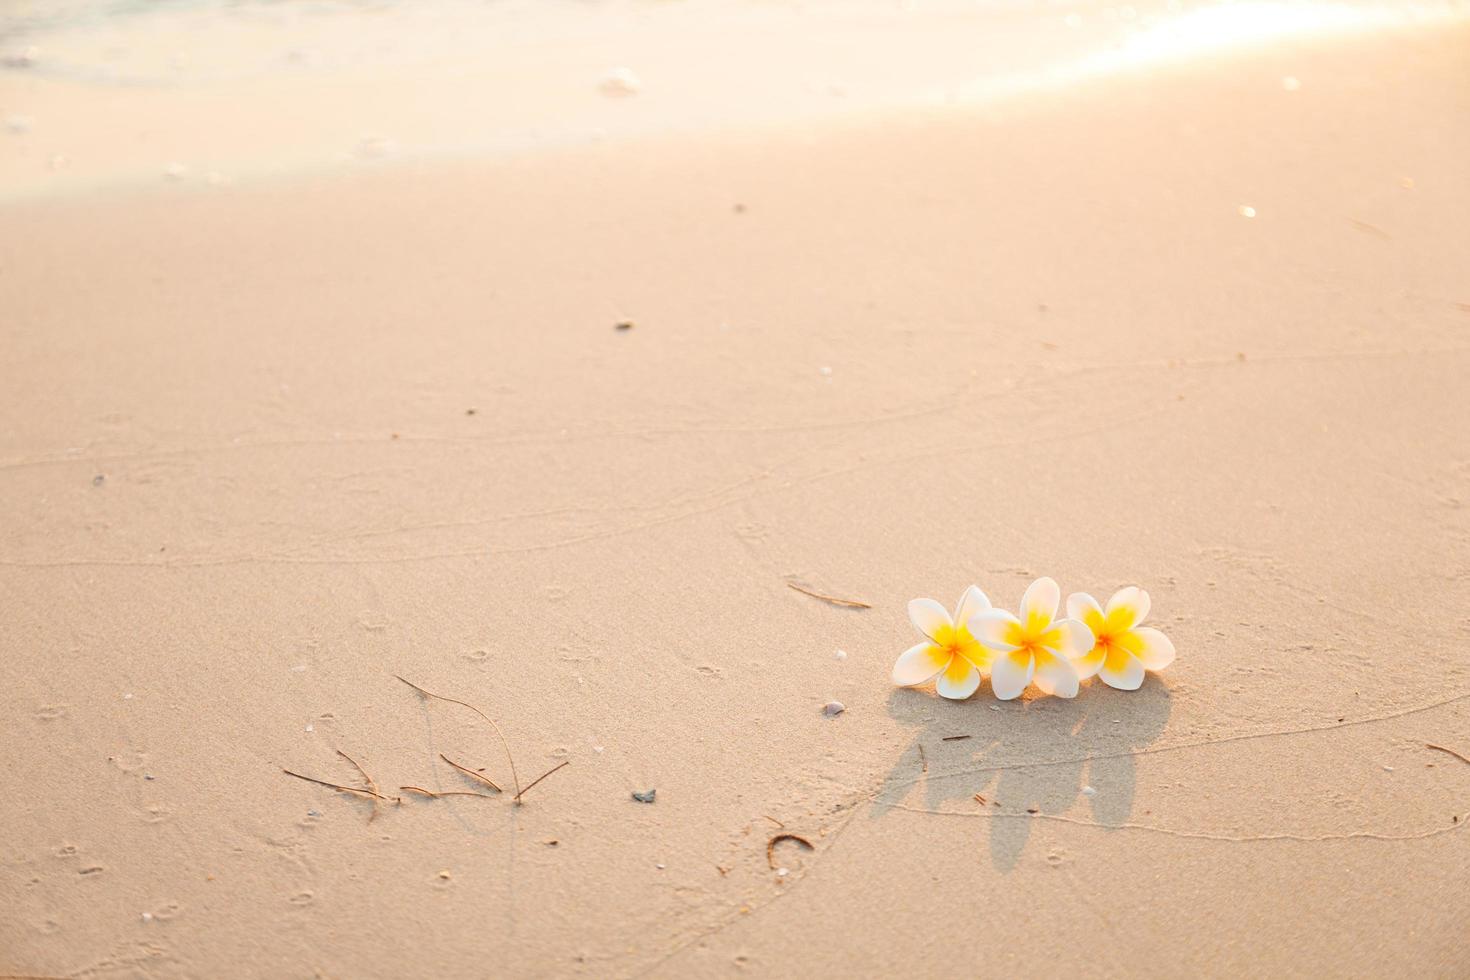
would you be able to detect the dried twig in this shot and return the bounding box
[514,761,569,804]
[440,753,503,793]
[283,769,394,802]
[918,744,928,773]
[1427,743,1470,766]
[785,582,871,609]
[974,793,987,805]
[397,674,521,797]
[766,833,814,869]
[400,786,496,800]
[942,735,972,742]
[337,749,388,822]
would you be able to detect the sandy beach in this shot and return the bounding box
[3,1,1469,976]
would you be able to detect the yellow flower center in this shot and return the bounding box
[932,623,987,668]
[1002,618,1062,658]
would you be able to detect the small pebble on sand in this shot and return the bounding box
[599,67,642,96]
[1082,785,1096,797]
[822,701,845,717]
[834,649,847,661]
[1237,204,1257,218]
[2,46,39,68]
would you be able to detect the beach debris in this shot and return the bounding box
[615,320,634,331]
[465,407,477,415]
[941,734,971,742]
[1027,807,1040,814]
[1237,204,1257,218]
[598,67,642,96]
[338,750,390,822]
[632,788,656,803]
[283,768,398,805]
[440,753,503,793]
[92,474,105,487]
[834,649,847,661]
[786,581,871,609]
[775,867,789,877]
[974,794,986,805]
[438,870,451,880]
[1082,785,1097,797]
[396,674,522,799]
[1349,218,1392,240]
[514,761,569,804]
[918,744,927,773]
[766,833,814,869]
[400,786,495,800]
[822,700,845,717]
[1426,743,1470,766]
[656,862,666,870]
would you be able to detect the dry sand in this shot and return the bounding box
[2,3,1469,977]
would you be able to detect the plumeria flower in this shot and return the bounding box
[1066,586,1176,690]
[968,577,1093,700]
[891,586,994,700]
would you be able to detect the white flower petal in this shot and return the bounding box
[1098,649,1145,690]
[953,585,991,626]
[892,642,949,686]
[1049,618,1095,659]
[1066,591,1103,622]
[990,650,1034,701]
[1020,576,1060,629]
[1072,646,1105,680]
[908,597,953,642]
[1032,650,1080,699]
[935,656,982,700]
[968,609,1021,652]
[1121,627,1175,671]
[1105,586,1150,632]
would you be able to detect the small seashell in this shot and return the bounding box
[822,701,845,717]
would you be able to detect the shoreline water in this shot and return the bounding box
[3,0,1467,201]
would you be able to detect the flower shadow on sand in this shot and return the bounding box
[873,681,1172,871]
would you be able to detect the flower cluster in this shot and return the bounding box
[891,578,1175,700]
